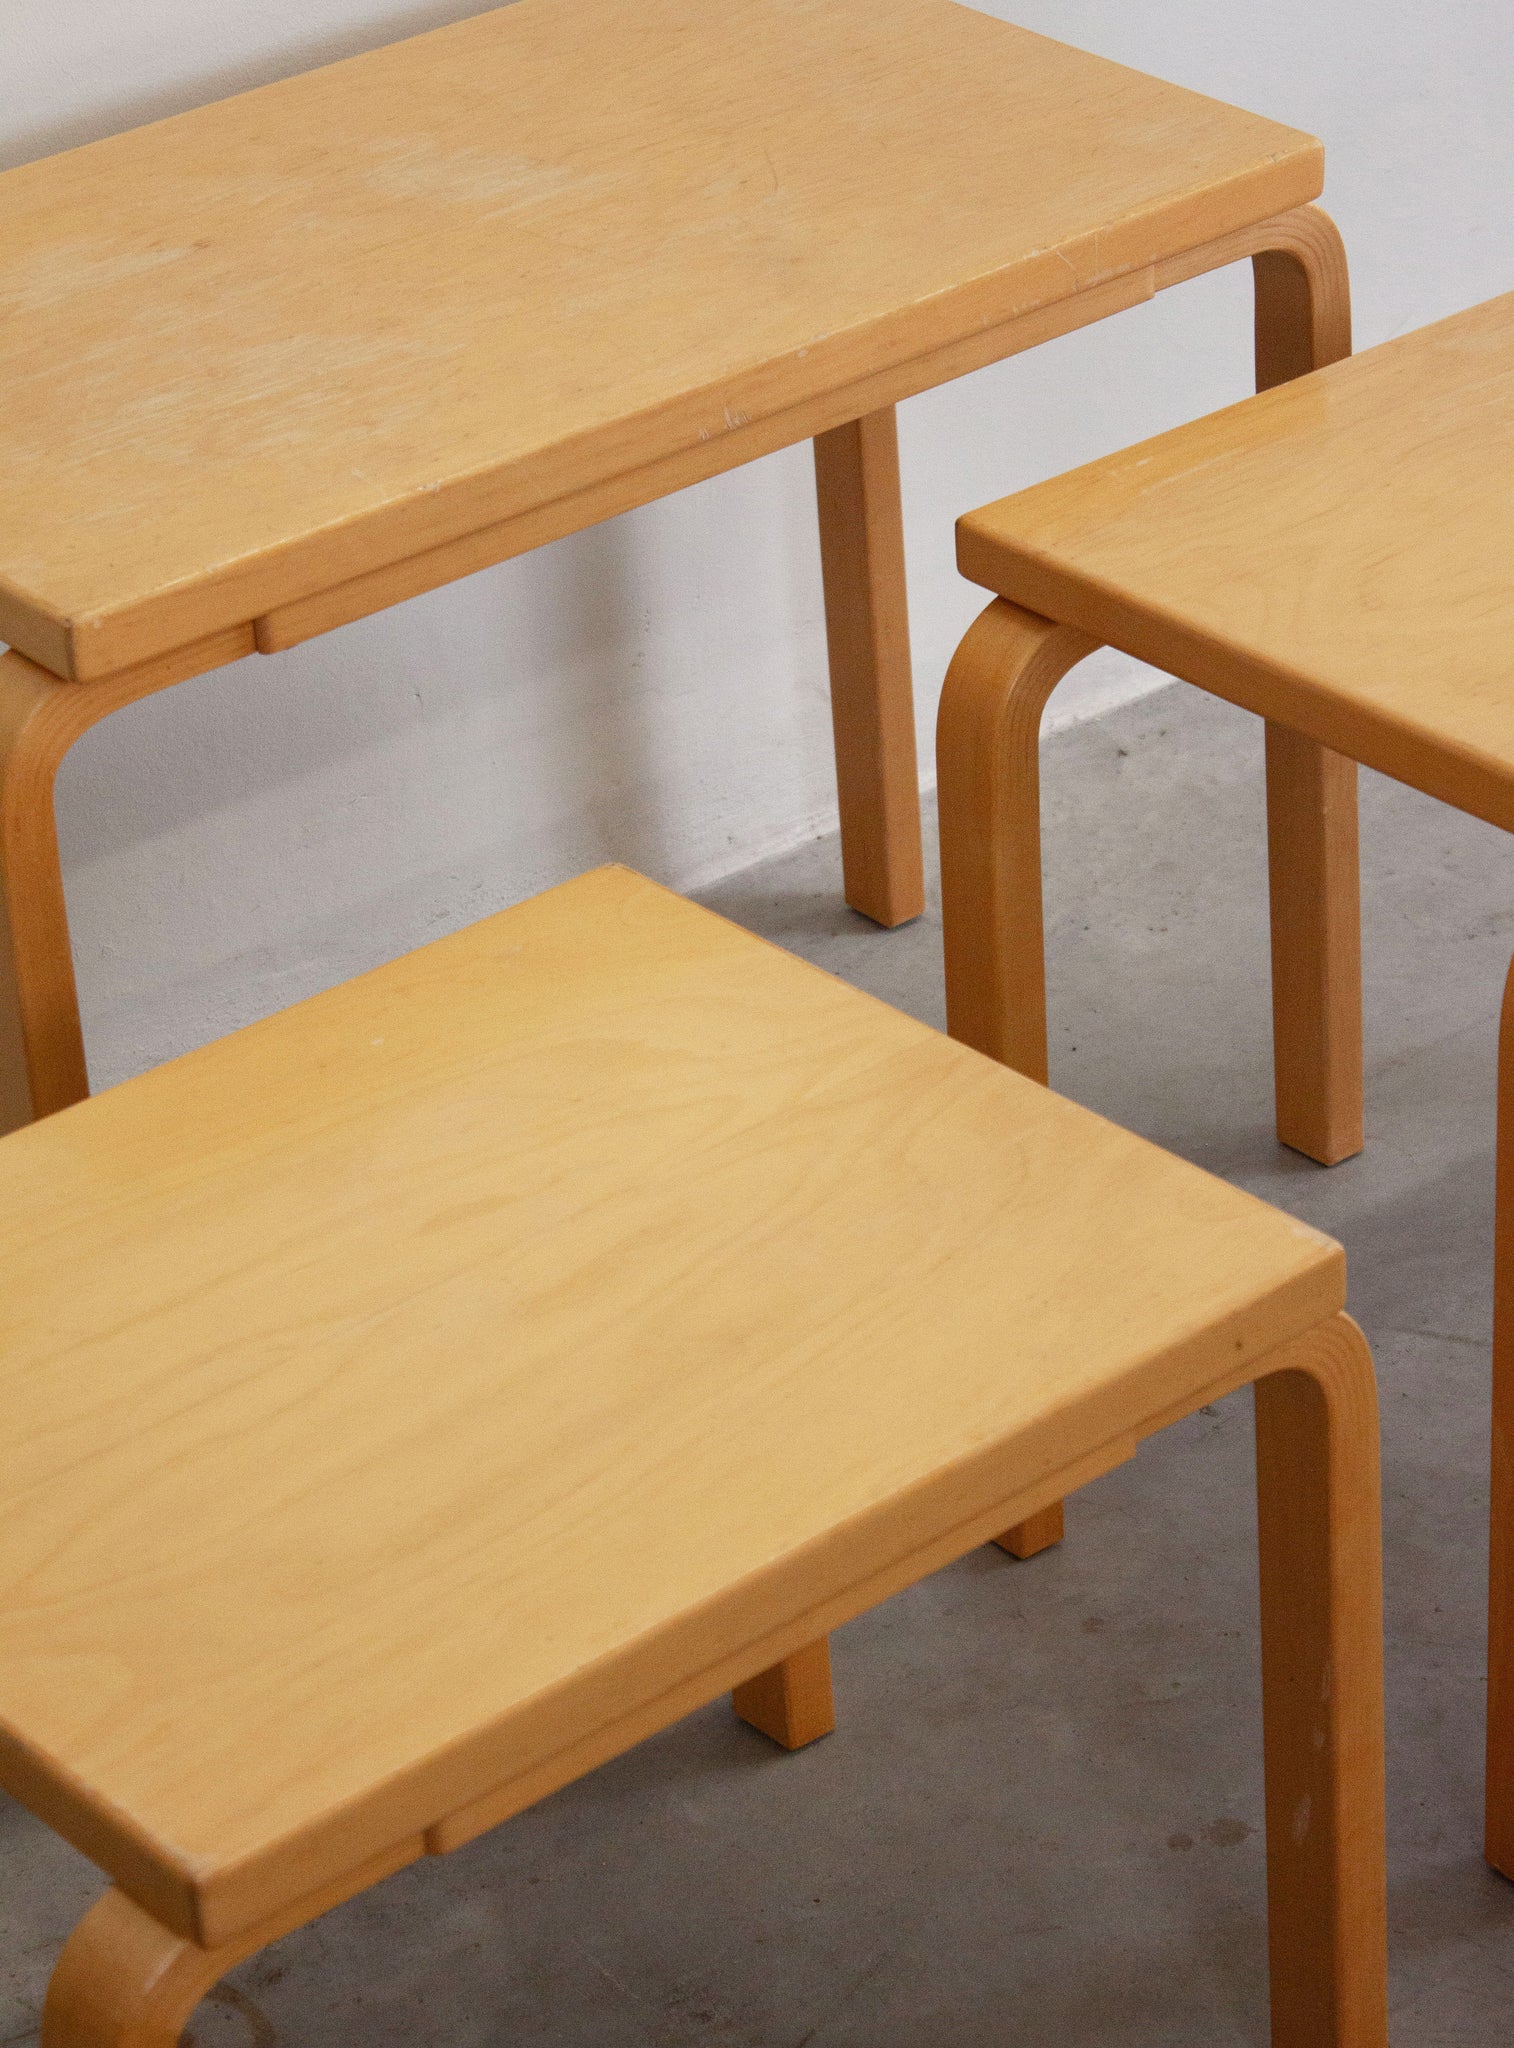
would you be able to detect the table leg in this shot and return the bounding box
[1485,954,1514,1876]
[731,1636,836,1749]
[937,596,1097,1561]
[1253,215,1363,1167]
[42,1844,423,2046]
[0,631,252,1133]
[813,409,925,929]
[1254,1312,1387,2046]
[41,1888,245,2048]
[938,596,1096,1078]
[0,650,90,1133]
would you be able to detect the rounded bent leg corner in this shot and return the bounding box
[1252,205,1351,387]
[0,649,96,1131]
[935,597,1097,1078]
[40,1889,241,2048]
[0,629,255,1130]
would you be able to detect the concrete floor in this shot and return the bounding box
[4,680,1513,2043]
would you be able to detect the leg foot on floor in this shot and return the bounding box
[993,1501,1064,1560]
[732,1638,836,1750]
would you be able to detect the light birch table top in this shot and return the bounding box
[0,866,1341,1947]
[0,0,1322,682]
[958,291,1514,831]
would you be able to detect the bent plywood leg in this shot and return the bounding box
[1252,208,1351,392]
[40,1890,241,2048]
[1253,214,1363,1167]
[814,409,925,929]
[937,597,1097,1078]
[938,598,1097,1559]
[1254,1313,1387,2047]
[0,650,91,1133]
[0,628,258,1133]
[1485,954,1514,1874]
[732,1636,836,1749]
[42,1842,424,2046]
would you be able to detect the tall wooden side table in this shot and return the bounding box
[0,0,1356,1173]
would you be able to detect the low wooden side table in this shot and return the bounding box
[0,0,1356,1175]
[0,865,1385,2046]
[938,288,1514,1875]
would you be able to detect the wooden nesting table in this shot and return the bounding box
[0,0,1356,1146]
[0,866,1385,2044]
[938,289,1514,1876]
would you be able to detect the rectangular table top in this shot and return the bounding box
[957,291,1514,835]
[0,866,1340,1945]
[0,0,1322,682]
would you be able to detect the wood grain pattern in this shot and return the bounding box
[0,154,1339,1125]
[948,292,1514,1915]
[0,214,1351,1143]
[1249,209,1361,1169]
[0,865,1345,1949]
[424,1425,1136,1862]
[37,1317,1386,2046]
[0,0,1322,681]
[956,292,1514,837]
[941,211,1356,1565]
[247,207,1347,662]
[248,262,1157,658]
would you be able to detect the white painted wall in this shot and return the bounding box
[4,1,1511,1085]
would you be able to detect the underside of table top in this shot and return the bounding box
[0,0,1321,682]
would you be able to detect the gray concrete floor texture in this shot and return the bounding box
[3,681,1512,2042]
